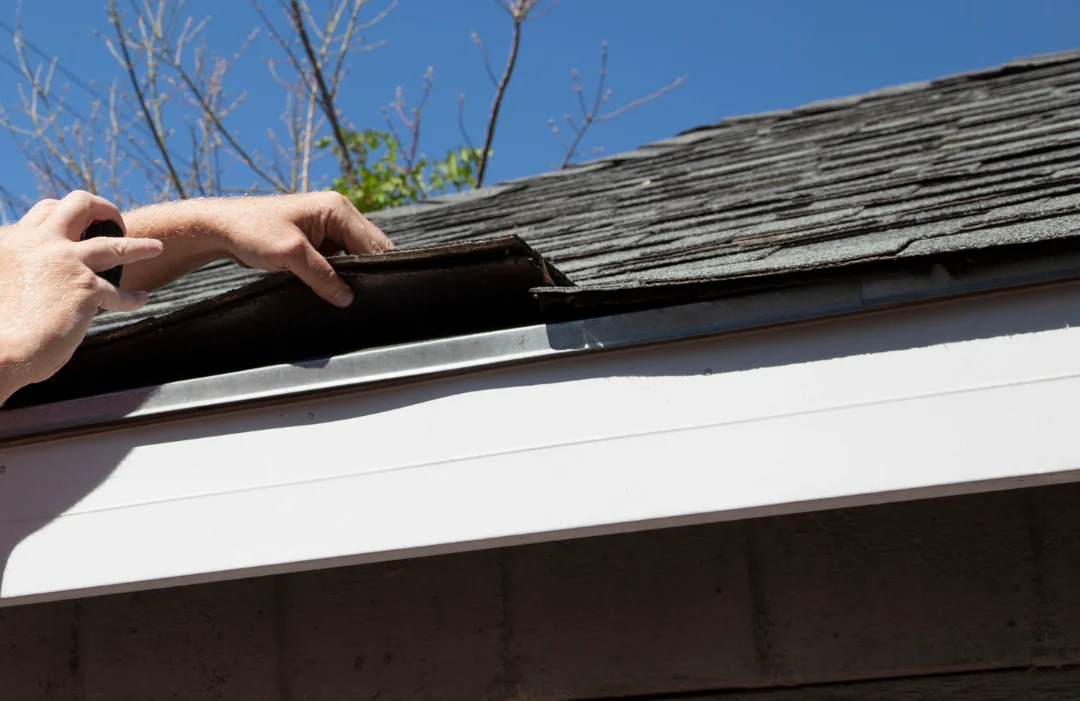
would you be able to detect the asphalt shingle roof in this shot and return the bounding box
[93,49,1080,333]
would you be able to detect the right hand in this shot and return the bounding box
[0,191,163,399]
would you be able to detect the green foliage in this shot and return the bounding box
[318,130,484,212]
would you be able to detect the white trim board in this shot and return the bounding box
[2,281,1080,606]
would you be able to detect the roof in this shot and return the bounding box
[11,237,567,406]
[8,51,1080,604]
[12,47,1080,409]
[90,48,1080,335]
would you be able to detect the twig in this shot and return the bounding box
[107,0,187,198]
[596,77,685,122]
[471,30,498,87]
[300,89,318,191]
[474,9,518,186]
[188,122,207,196]
[289,0,355,181]
[520,0,559,21]
[331,0,391,95]
[0,14,188,168]
[254,0,390,189]
[107,83,122,204]
[252,1,310,87]
[458,94,474,151]
[473,16,519,186]
[553,41,685,169]
[473,0,557,187]
[387,67,433,170]
[173,50,284,190]
[112,0,284,193]
[0,181,28,222]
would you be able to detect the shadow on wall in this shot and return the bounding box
[1,280,1079,600]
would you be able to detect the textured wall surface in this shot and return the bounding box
[3,483,1079,700]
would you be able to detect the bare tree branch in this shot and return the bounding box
[331,0,396,94]
[251,1,309,83]
[0,21,182,184]
[473,14,516,188]
[470,30,498,87]
[471,0,559,187]
[596,76,685,122]
[300,88,319,191]
[107,0,286,195]
[458,93,475,152]
[522,0,560,21]
[107,0,186,197]
[0,0,681,214]
[255,0,359,193]
[164,41,286,191]
[0,3,155,204]
[386,67,433,171]
[552,41,685,169]
[289,0,355,182]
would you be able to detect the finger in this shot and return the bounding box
[95,282,150,312]
[281,237,355,308]
[47,190,126,241]
[319,193,393,254]
[347,211,393,254]
[20,198,59,227]
[77,236,163,273]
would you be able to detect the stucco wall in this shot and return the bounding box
[3,482,1079,700]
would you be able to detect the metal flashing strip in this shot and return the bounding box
[13,235,569,408]
[5,251,1080,445]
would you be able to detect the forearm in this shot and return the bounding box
[119,199,230,292]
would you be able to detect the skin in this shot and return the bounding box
[0,190,391,405]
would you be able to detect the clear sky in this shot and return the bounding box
[1,0,1079,206]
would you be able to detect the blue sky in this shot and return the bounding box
[0,1,1078,207]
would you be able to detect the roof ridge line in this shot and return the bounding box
[674,48,1080,134]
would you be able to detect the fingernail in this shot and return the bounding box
[333,287,355,308]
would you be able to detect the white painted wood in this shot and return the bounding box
[2,282,1080,605]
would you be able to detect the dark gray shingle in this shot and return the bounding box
[93,49,1080,332]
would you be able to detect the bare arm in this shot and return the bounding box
[120,192,392,305]
[1,191,391,405]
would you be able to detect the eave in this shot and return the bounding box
[2,242,1080,606]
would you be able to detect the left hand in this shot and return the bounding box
[207,192,393,308]
[122,192,394,307]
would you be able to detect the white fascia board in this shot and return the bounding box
[1,280,1080,605]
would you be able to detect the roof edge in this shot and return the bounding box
[8,235,1080,445]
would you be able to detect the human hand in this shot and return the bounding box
[194,192,392,308]
[0,191,162,400]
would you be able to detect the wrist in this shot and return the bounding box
[119,200,233,291]
[126,200,231,258]
[0,337,32,406]
[138,196,231,240]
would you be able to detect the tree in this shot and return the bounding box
[0,0,684,218]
